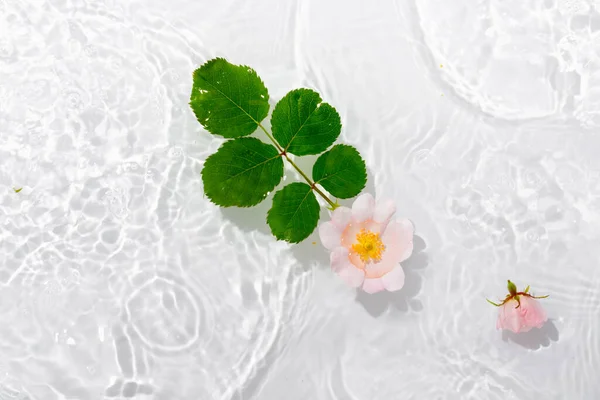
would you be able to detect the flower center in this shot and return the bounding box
[351,228,385,264]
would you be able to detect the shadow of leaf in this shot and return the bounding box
[355,234,428,318]
[219,194,273,235]
[290,229,330,272]
[219,165,384,280]
[501,319,560,350]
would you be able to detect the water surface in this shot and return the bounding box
[1,0,600,398]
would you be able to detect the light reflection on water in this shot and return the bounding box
[1,0,600,398]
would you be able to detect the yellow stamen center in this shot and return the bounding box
[351,229,385,264]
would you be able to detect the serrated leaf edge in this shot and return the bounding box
[266,183,320,243]
[201,138,283,208]
[312,144,367,199]
[190,58,270,137]
[271,88,341,155]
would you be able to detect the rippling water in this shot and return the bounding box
[1,0,600,398]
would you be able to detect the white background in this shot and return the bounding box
[1,0,600,399]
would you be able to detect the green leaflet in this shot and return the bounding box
[312,144,366,199]
[191,58,370,244]
[190,58,270,138]
[201,137,283,207]
[267,182,320,243]
[271,88,341,155]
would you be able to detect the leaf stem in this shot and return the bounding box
[258,123,283,152]
[257,122,337,209]
[284,155,337,209]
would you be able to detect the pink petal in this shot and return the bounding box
[364,247,399,279]
[383,219,414,263]
[496,307,504,330]
[331,206,352,229]
[373,198,396,231]
[363,222,411,279]
[362,277,385,294]
[520,296,548,328]
[508,313,524,333]
[352,193,375,222]
[331,247,365,288]
[348,251,365,269]
[497,301,523,333]
[319,221,342,251]
[341,222,363,249]
[381,264,405,291]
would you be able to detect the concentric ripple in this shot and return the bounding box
[124,275,204,353]
[3,0,600,398]
[411,0,600,125]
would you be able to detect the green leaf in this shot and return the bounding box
[267,182,320,243]
[201,137,283,207]
[312,144,366,199]
[271,88,341,155]
[190,58,270,138]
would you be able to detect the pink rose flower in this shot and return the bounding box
[488,280,549,333]
[318,193,414,293]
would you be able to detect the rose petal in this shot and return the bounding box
[383,219,414,262]
[497,301,521,333]
[361,221,410,279]
[362,277,385,294]
[331,247,365,288]
[364,249,399,279]
[348,251,365,269]
[506,306,523,333]
[362,219,384,235]
[341,222,363,249]
[520,296,547,328]
[495,307,504,330]
[381,265,405,291]
[319,221,342,250]
[352,193,375,222]
[331,206,352,230]
[373,198,396,231]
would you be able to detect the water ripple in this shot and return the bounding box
[2,0,600,398]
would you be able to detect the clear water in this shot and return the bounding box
[1,0,600,398]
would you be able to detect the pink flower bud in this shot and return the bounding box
[488,281,549,333]
[496,295,548,333]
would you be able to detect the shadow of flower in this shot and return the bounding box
[289,229,330,272]
[501,319,560,349]
[355,234,429,318]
